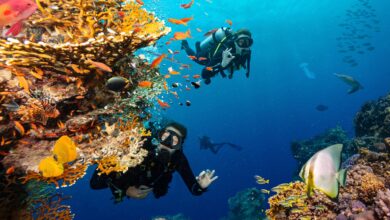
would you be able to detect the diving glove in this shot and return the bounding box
[221,48,235,68]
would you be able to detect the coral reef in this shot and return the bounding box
[267,149,390,220]
[1,0,170,218]
[266,182,337,220]
[221,188,266,220]
[355,93,390,139]
[291,126,354,170]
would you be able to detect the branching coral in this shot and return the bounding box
[31,193,74,220]
[21,163,88,189]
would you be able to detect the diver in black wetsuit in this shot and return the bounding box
[199,136,242,154]
[90,122,218,203]
[181,27,253,84]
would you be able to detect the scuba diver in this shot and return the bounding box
[90,122,218,202]
[199,135,242,154]
[181,27,253,84]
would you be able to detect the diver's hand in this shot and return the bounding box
[126,185,152,199]
[221,48,235,68]
[196,169,218,189]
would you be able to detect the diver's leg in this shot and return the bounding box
[90,170,109,189]
[181,40,196,56]
[202,68,215,85]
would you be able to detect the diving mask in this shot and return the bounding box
[158,129,183,150]
[235,35,253,48]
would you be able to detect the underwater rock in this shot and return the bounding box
[222,187,266,220]
[291,126,354,171]
[355,93,390,139]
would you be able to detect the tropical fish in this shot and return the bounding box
[180,0,194,9]
[261,189,270,194]
[198,57,208,61]
[172,29,191,40]
[225,19,233,26]
[138,81,153,88]
[172,82,180,88]
[182,75,190,79]
[254,175,270,184]
[14,121,25,136]
[193,74,201,79]
[38,136,77,178]
[188,55,197,60]
[205,66,213,71]
[196,28,202,32]
[334,73,363,94]
[168,67,180,75]
[151,54,166,68]
[0,0,37,36]
[135,0,144,6]
[168,17,193,26]
[106,76,128,92]
[299,144,346,198]
[204,28,218,37]
[157,99,170,108]
[6,166,14,175]
[185,100,191,106]
[191,80,201,89]
[86,60,112,72]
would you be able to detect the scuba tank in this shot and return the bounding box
[198,27,232,58]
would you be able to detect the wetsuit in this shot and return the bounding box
[182,28,251,84]
[90,139,206,202]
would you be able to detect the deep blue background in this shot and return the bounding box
[61,0,390,219]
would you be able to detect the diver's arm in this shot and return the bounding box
[246,51,251,78]
[176,153,206,195]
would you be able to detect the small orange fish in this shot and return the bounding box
[206,67,213,71]
[163,81,168,91]
[136,0,144,6]
[204,28,218,37]
[185,87,191,91]
[86,60,112,72]
[166,41,172,45]
[0,0,37,36]
[193,74,201,79]
[6,166,14,175]
[164,74,171,79]
[172,29,191,40]
[168,67,180,75]
[157,99,170,108]
[196,28,202,32]
[180,64,190,69]
[198,57,208,61]
[188,55,197,60]
[226,19,233,26]
[168,17,193,26]
[180,16,194,23]
[14,121,25,136]
[151,54,166,68]
[16,76,29,94]
[133,27,142,33]
[138,81,153,88]
[180,0,194,9]
[182,75,190,79]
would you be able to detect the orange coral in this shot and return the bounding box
[97,155,128,175]
[360,172,385,202]
[21,163,88,188]
[32,194,74,220]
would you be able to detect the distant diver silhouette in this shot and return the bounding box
[199,135,242,154]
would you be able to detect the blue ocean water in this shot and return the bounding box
[61,0,390,219]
